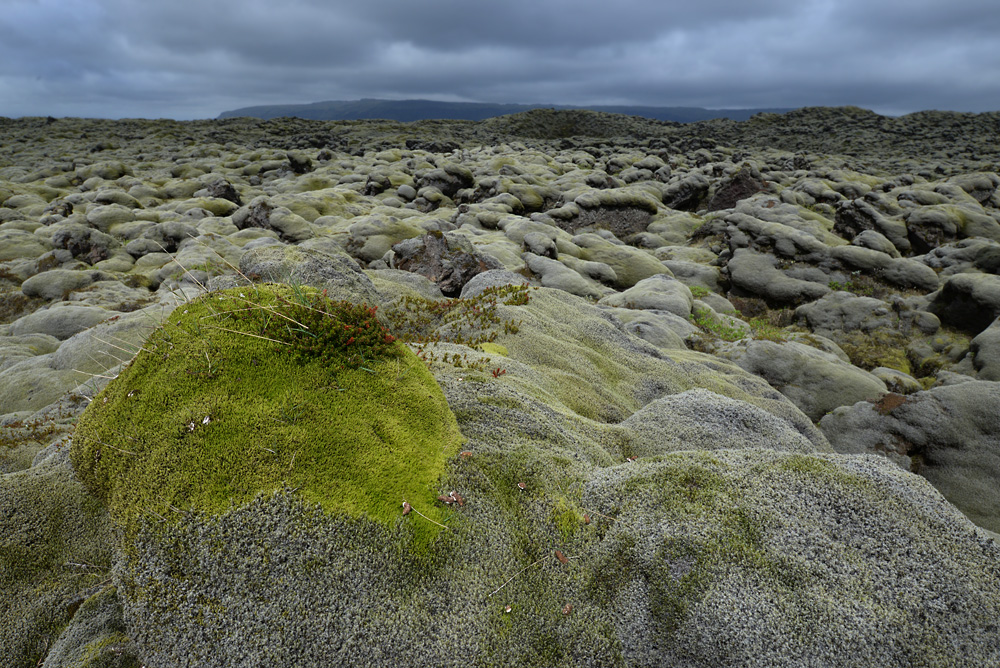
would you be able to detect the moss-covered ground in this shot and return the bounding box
[0,459,114,667]
[71,283,463,549]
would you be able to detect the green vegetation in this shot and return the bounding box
[836,330,911,373]
[71,283,464,549]
[0,460,113,667]
[382,284,531,372]
[827,272,900,300]
[746,317,788,343]
[0,288,44,325]
[589,453,810,637]
[234,284,397,370]
[688,285,711,299]
[690,307,749,342]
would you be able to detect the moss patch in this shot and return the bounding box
[71,284,463,548]
[835,329,912,373]
[0,460,113,667]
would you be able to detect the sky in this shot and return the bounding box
[2,0,999,120]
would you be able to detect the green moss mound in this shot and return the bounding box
[71,284,463,547]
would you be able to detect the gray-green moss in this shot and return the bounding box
[0,457,114,668]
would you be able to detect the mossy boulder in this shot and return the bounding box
[0,229,53,261]
[572,234,670,290]
[71,284,463,547]
[820,380,1000,534]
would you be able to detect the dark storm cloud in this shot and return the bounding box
[1,0,997,119]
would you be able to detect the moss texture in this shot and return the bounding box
[0,458,113,668]
[71,283,463,548]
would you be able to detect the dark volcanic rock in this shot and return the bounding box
[50,224,119,264]
[232,196,274,231]
[707,163,768,211]
[663,173,711,211]
[392,231,503,297]
[206,179,243,206]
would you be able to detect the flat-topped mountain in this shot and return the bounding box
[217,97,796,123]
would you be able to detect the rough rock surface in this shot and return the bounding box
[391,231,503,296]
[2,108,1000,667]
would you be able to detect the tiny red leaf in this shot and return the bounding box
[562,604,573,615]
[554,550,569,565]
[402,501,412,515]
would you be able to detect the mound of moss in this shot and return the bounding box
[71,284,463,548]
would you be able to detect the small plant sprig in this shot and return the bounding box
[382,284,532,373]
[224,288,399,371]
[746,317,787,343]
[689,307,749,342]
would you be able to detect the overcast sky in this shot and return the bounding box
[2,0,998,120]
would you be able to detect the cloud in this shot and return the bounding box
[0,0,997,119]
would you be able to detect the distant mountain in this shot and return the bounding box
[217,98,796,123]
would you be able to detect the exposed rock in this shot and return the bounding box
[232,196,314,243]
[834,198,911,254]
[391,231,503,297]
[663,172,711,210]
[416,163,474,198]
[49,224,120,265]
[205,178,244,206]
[557,187,660,236]
[706,162,768,211]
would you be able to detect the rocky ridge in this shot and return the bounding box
[1,108,999,666]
